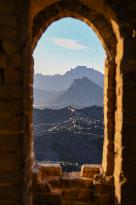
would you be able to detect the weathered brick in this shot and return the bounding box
[0,0,16,14]
[0,100,23,112]
[0,14,16,27]
[35,189,63,205]
[0,134,22,151]
[64,188,92,200]
[2,40,18,55]
[0,27,17,40]
[0,151,23,170]
[46,176,60,187]
[0,185,22,200]
[0,85,23,100]
[0,170,22,184]
[63,200,95,205]
[81,165,101,178]
[0,111,23,130]
[39,163,62,179]
[60,176,93,189]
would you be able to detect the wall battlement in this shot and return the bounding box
[33,163,114,205]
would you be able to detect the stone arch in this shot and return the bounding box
[32,1,116,56]
[31,0,117,179]
[30,1,136,204]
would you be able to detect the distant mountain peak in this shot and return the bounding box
[72,77,100,87]
[66,66,92,73]
[75,65,89,70]
[74,76,91,81]
[53,77,103,107]
[68,66,101,73]
[34,66,104,91]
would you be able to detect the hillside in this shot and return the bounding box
[33,106,103,171]
[53,77,103,107]
[33,105,103,124]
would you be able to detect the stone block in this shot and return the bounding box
[94,182,109,195]
[0,100,23,112]
[39,163,62,180]
[0,111,23,130]
[0,170,22,184]
[0,151,22,171]
[80,165,101,178]
[0,133,22,151]
[63,200,95,205]
[34,182,51,194]
[0,200,19,205]
[95,194,111,205]
[0,85,23,100]
[5,68,22,84]
[0,27,17,40]
[0,14,16,27]
[64,188,92,200]
[124,38,136,61]
[0,54,21,70]
[60,176,93,189]
[35,189,63,205]
[69,171,80,177]
[0,185,22,200]
[6,54,21,68]
[0,0,16,14]
[71,177,93,188]
[60,176,71,188]
[46,176,60,187]
[0,54,7,68]
[2,40,18,55]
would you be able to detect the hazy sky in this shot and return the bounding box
[33,17,106,75]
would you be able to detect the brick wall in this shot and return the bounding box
[0,0,33,204]
[32,163,114,205]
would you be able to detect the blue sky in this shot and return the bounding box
[33,17,106,75]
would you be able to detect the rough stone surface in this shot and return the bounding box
[33,163,113,205]
[80,164,101,178]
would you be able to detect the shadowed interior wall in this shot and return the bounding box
[0,0,33,204]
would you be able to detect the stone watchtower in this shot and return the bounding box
[0,0,135,205]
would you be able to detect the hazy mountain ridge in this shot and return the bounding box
[53,77,103,107]
[34,88,64,105]
[34,77,103,108]
[34,66,104,91]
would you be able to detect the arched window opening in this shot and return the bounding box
[33,17,106,172]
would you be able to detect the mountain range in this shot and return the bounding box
[52,77,103,107]
[33,66,104,107]
[34,66,103,90]
[33,89,63,106]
